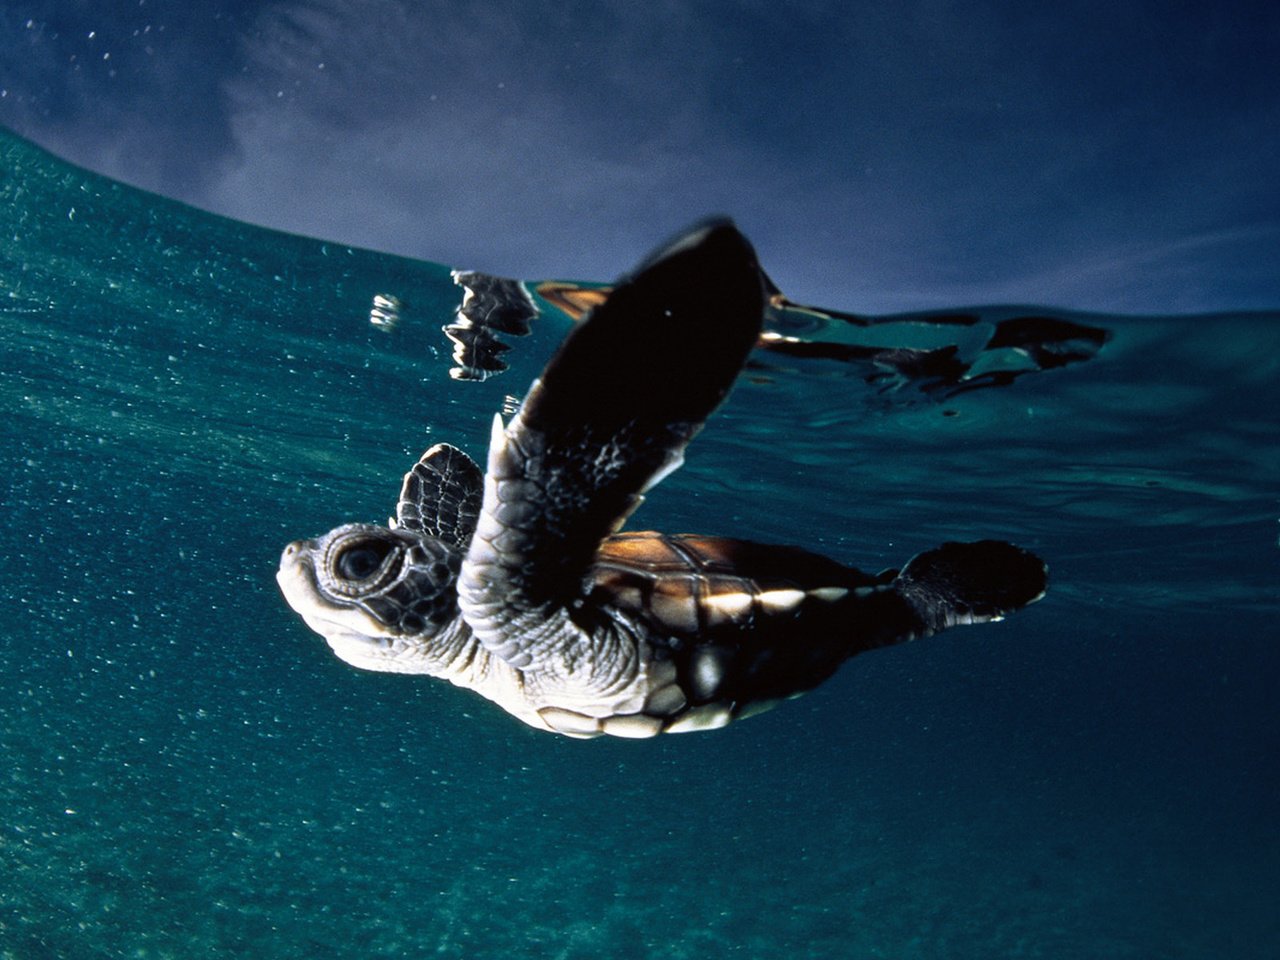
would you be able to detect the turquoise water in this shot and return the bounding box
[2,128,1277,958]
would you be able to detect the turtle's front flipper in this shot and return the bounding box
[459,221,766,661]
[396,443,483,548]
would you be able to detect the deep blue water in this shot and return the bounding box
[2,128,1277,958]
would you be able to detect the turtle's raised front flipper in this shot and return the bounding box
[459,221,766,658]
[396,443,483,548]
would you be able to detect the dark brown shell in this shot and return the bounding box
[588,531,885,638]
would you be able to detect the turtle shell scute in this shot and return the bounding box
[588,531,868,638]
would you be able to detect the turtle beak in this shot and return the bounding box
[276,540,318,614]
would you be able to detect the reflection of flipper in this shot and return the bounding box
[756,309,1110,397]
[444,272,539,381]
[458,220,766,652]
[534,282,610,320]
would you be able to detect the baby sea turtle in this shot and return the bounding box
[277,221,1047,739]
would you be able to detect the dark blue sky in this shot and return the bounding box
[3,0,1278,313]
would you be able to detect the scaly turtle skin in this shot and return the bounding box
[277,221,1047,739]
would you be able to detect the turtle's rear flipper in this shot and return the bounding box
[625,538,1046,722]
[459,221,767,653]
[893,540,1048,635]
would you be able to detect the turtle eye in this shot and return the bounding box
[335,539,395,581]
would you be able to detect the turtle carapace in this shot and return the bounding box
[277,221,1047,739]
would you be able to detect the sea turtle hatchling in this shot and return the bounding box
[277,221,1048,739]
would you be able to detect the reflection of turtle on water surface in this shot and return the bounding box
[277,221,1047,739]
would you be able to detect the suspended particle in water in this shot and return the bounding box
[370,293,403,332]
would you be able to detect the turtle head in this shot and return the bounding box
[276,523,464,675]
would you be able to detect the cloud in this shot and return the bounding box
[5,0,1278,313]
[0,1,255,195]
[208,0,769,272]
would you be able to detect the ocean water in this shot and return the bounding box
[2,126,1277,959]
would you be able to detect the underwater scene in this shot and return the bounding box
[1,128,1277,957]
